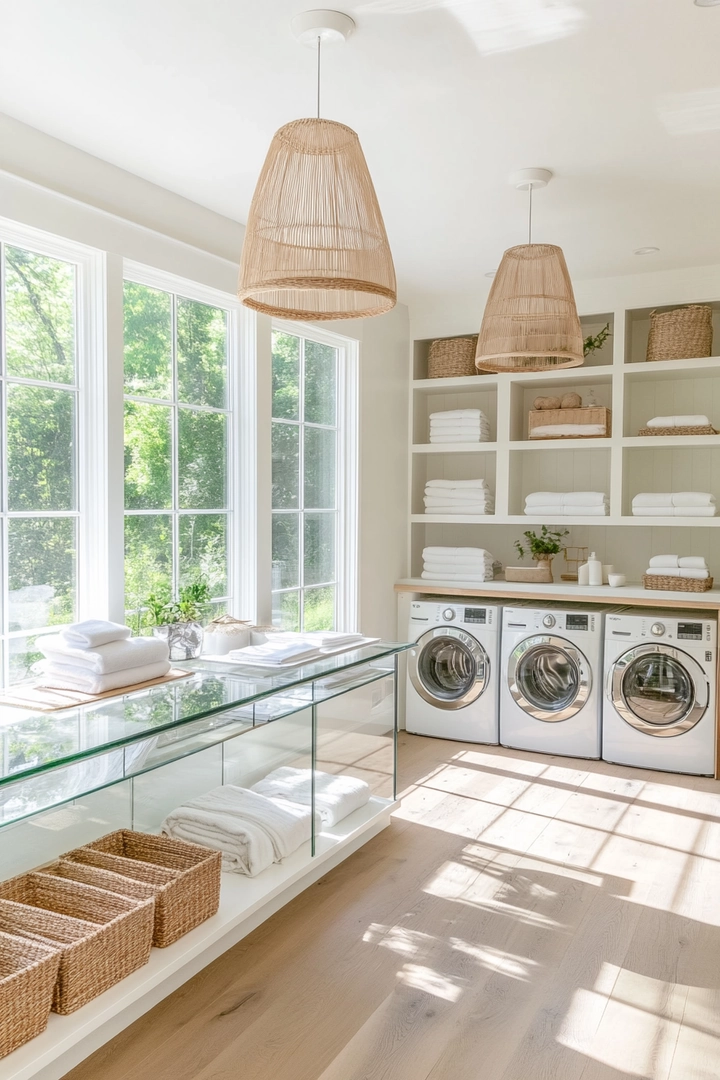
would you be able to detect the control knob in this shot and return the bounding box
[650,622,665,637]
[442,608,455,622]
[542,614,556,628]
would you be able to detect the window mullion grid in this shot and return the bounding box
[0,240,5,683]
[298,336,306,631]
[171,295,179,597]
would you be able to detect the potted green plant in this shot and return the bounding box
[144,578,212,660]
[583,322,611,358]
[506,526,569,583]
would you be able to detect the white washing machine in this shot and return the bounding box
[406,599,500,743]
[500,605,606,758]
[603,611,716,775]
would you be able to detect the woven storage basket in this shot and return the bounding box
[0,872,154,1014]
[74,830,221,946]
[505,562,553,584]
[0,931,61,1059]
[528,406,611,439]
[643,574,714,593]
[638,425,717,437]
[428,337,478,379]
[646,305,713,362]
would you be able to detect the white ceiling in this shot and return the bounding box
[0,0,719,304]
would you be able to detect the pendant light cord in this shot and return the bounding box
[317,35,321,119]
[528,183,533,245]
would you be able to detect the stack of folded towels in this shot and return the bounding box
[645,415,711,429]
[632,493,717,517]
[429,409,491,444]
[424,478,494,516]
[524,492,609,516]
[645,555,710,581]
[422,546,495,583]
[35,620,170,695]
[228,631,365,666]
[161,768,370,876]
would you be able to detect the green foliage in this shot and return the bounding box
[123,281,172,397]
[142,577,212,627]
[5,246,75,383]
[583,322,611,357]
[515,525,570,562]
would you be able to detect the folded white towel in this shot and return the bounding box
[286,631,365,649]
[421,570,493,583]
[429,434,489,444]
[424,494,494,506]
[251,767,371,827]
[633,506,717,517]
[425,478,489,490]
[61,620,132,649]
[679,556,708,569]
[671,492,716,507]
[632,493,674,507]
[525,491,607,507]
[229,640,321,664]
[529,424,607,438]
[36,634,169,674]
[646,415,710,428]
[36,659,171,694]
[423,553,493,565]
[424,489,493,503]
[645,568,709,580]
[429,418,488,429]
[429,409,483,420]
[423,565,494,578]
[423,547,494,559]
[648,555,680,568]
[525,506,608,517]
[425,507,494,517]
[162,785,316,876]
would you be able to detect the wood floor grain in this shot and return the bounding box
[63,735,720,1080]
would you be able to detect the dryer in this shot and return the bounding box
[500,605,606,758]
[406,600,500,743]
[603,611,716,775]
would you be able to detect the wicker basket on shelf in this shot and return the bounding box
[637,425,717,437]
[428,336,478,379]
[0,931,61,1059]
[646,305,713,362]
[643,574,714,593]
[71,830,222,947]
[528,406,611,439]
[0,872,154,1014]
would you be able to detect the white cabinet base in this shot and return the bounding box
[1,798,396,1080]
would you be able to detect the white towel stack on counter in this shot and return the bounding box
[645,555,710,580]
[35,620,170,694]
[632,493,717,517]
[422,546,495,583]
[429,409,490,444]
[524,492,609,517]
[162,770,371,875]
[424,478,494,516]
[646,415,711,428]
[228,631,365,666]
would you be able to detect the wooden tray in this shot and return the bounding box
[638,426,717,437]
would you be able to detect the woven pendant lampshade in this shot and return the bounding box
[475,243,583,372]
[238,116,397,321]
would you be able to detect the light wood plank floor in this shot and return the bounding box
[64,734,720,1080]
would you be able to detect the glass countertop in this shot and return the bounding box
[0,642,411,790]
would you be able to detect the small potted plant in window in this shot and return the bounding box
[505,526,569,584]
[144,578,212,660]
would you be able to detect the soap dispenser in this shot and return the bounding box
[577,559,590,586]
[587,551,602,586]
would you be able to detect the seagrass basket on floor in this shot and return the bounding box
[0,872,154,1014]
[0,931,61,1058]
[72,830,222,946]
[428,336,478,378]
[643,574,714,593]
[645,305,713,362]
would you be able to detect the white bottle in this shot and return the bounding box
[587,551,602,586]
[577,560,590,585]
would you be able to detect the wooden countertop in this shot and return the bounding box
[394,578,720,610]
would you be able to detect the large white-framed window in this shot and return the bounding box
[122,263,246,630]
[271,321,358,633]
[0,219,103,688]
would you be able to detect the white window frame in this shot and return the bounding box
[271,318,358,633]
[0,216,104,686]
[121,261,252,624]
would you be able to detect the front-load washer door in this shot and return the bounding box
[610,644,708,737]
[508,635,591,722]
[409,627,489,711]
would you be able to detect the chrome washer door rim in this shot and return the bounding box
[610,644,708,737]
[409,627,489,711]
[508,635,591,722]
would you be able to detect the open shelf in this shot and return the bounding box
[625,303,720,365]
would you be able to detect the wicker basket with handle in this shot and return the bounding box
[646,305,713,362]
[428,336,478,379]
[643,574,714,593]
[72,830,221,947]
[0,872,154,1013]
[0,931,61,1059]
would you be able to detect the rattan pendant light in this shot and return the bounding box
[476,169,583,373]
[238,10,396,321]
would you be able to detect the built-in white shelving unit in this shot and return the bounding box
[408,303,720,582]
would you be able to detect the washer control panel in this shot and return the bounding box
[606,613,716,646]
[409,601,498,629]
